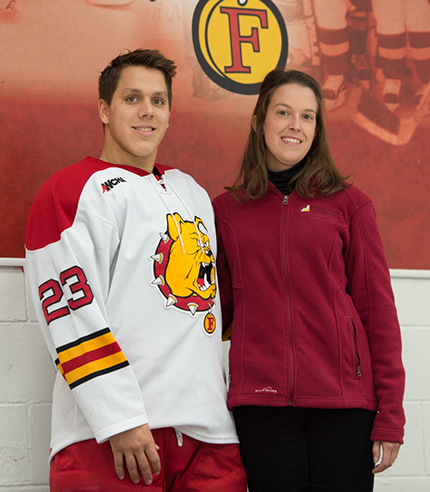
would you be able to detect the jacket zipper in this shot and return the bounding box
[350,317,362,377]
[281,193,294,405]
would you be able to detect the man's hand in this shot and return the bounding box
[372,441,401,474]
[109,424,161,484]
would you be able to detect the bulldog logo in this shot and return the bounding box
[150,213,217,333]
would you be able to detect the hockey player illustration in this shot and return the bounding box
[312,0,372,110]
[0,0,20,22]
[350,0,430,145]
[277,0,321,75]
[372,0,430,110]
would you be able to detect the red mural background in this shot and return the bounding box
[1,0,429,269]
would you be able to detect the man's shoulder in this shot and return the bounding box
[40,157,108,191]
[26,158,118,249]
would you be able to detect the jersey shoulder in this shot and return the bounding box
[25,157,119,250]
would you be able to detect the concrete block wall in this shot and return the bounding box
[1,264,429,491]
[373,272,430,492]
[0,265,54,492]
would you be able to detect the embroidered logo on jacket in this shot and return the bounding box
[150,213,217,335]
[101,176,127,193]
[301,205,340,219]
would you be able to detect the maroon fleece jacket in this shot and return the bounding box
[213,183,405,444]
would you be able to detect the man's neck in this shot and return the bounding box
[99,148,155,173]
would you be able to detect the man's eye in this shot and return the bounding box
[126,96,138,103]
[154,98,164,105]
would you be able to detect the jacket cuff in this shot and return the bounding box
[370,428,404,445]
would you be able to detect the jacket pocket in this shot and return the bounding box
[349,317,362,379]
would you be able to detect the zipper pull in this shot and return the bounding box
[357,366,361,377]
[175,430,183,447]
[283,195,289,205]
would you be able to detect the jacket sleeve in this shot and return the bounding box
[25,176,148,443]
[345,200,405,444]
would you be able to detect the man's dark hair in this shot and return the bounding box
[99,49,177,108]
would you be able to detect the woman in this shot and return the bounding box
[213,69,405,492]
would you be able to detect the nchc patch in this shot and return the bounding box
[101,176,127,193]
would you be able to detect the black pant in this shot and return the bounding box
[234,406,376,492]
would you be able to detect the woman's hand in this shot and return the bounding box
[372,441,401,474]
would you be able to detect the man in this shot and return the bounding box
[25,49,246,491]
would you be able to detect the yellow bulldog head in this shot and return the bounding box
[165,213,216,300]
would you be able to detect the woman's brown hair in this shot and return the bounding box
[228,69,349,201]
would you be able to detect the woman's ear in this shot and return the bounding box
[252,114,258,132]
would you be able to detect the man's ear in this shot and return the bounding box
[98,99,109,125]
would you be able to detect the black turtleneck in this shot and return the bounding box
[267,158,306,196]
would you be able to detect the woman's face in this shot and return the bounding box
[262,83,318,172]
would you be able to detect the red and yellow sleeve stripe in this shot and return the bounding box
[55,328,129,389]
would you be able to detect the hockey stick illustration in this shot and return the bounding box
[348,83,430,146]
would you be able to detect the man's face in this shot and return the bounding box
[98,65,170,171]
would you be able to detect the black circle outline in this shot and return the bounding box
[192,0,288,95]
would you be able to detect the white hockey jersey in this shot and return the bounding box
[25,157,238,461]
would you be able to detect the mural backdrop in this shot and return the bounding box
[1,0,429,269]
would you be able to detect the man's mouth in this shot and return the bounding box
[132,126,155,131]
[197,262,214,291]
